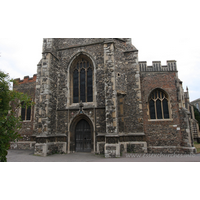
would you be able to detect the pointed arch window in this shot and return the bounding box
[149,89,170,119]
[21,101,31,121]
[72,58,93,103]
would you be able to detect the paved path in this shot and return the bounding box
[7,149,200,162]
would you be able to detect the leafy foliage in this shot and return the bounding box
[193,106,200,129]
[0,71,34,162]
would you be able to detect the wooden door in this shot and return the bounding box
[75,119,91,152]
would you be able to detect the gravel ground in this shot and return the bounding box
[6,149,200,162]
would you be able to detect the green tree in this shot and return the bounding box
[193,105,200,129]
[0,71,33,162]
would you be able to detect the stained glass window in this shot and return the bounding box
[87,68,93,102]
[80,69,85,102]
[149,89,170,119]
[21,102,26,120]
[26,105,31,120]
[156,99,162,119]
[163,98,169,118]
[73,58,93,103]
[73,70,79,103]
[149,99,155,119]
[21,101,31,121]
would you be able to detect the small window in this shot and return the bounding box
[149,89,169,119]
[21,102,31,121]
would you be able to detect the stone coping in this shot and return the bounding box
[33,134,67,138]
[123,49,138,53]
[148,146,196,149]
[57,106,105,111]
[97,133,145,136]
[10,141,36,144]
[148,119,173,122]
[119,141,146,144]
[119,132,145,136]
[57,41,104,51]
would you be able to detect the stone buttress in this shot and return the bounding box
[103,39,146,157]
[34,39,67,156]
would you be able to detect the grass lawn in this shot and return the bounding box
[194,142,200,153]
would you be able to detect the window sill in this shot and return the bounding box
[69,102,95,108]
[22,120,32,122]
[71,102,94,105]
[148,119,173,122]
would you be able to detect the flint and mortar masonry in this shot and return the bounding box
[104,40,118,135]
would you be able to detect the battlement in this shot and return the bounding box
[139,60,177,72]
[14,74,37,85]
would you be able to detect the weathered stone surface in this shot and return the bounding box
[10,141,36,150]
[34,142,67,156]
[104,144,120,158]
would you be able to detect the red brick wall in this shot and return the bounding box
[14,74,37,85]
[140,72,182,147]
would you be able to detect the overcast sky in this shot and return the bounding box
[0,0,199,101]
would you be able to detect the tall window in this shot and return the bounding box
[21,102,31,121]
[149,89,169,119]
[73,58,93,103]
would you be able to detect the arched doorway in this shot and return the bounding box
[75,119,91,152]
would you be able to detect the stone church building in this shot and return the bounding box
[12,38,200,157]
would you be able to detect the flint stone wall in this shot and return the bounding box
[104,144,120,158]
[114,39,143,134]
[120,142,147,154]
[34,142,67,156]
[147,146,196,154]
[10,141,36,150]
[13,76,36,142]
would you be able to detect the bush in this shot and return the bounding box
[0,71,33,162]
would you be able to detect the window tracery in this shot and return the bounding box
[21,101,31,121]
[149,89,169,119]
[72,58,93,103]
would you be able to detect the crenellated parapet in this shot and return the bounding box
[14,74,37,85]
[139,60,177,72]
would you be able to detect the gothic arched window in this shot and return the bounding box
[149,89,170,119]
[21,101,31,121]
[72,58,93,103]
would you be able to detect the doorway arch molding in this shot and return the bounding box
[69,113,95,152]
